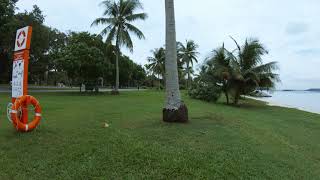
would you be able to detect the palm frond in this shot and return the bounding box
[121,0,143,15]
[100,0,118,17]
[92,0,147,51]
[125,23,145,39]
[252,61,279,73]
[230,36,241,51]
[91,17,115,27]
[241,38,268,70]
[119,29,133,51]
[125,13,148,22]
[105,26,117,43]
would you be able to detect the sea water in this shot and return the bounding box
[256,91,320,114]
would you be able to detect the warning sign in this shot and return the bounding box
[14,26,32,52]
[12,59,24,98]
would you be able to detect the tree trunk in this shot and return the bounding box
[54,68,57,86]
[223,81,229,104]
[187,63,190,89]
[163,0,188,123]
[233,86,240,105]
[115,48,120,91]
[162,72,166,87]
[158,74,161,90]
[234,93,239,105]
[112,37,120,95]
[44,65,49,85]
[225,91,229,104]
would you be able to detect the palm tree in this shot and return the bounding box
[91,0,147,94]
[178,40,199,89]
[228,37,280,104]
[163,0,188,123]
[145,48,165,90]
[206,44,233,104]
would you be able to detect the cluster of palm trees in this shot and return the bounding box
[92,0,187,122]
[145,40,199,90]
[198,37,280,105]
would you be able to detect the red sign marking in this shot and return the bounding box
[17,31,26,48]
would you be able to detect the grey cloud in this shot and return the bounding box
[16,0,320,89]
[295,48,320,56]
[286,22,309,35]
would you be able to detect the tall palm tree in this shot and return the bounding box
[163,0,188,123]
[145,48,165,89]
[91,0,147,94]
[229,37,280,104]
[178,40,199,89]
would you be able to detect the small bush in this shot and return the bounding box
[188,82,221,102]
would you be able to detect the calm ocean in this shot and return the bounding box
[255,91,320,114]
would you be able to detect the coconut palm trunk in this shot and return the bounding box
[115,37,120,93]
[223,81,229,104]
[111,35,120,94]
[187,63,190,89]
[163,0,188,123]
[115,50,120,92]
[158,74,161,90]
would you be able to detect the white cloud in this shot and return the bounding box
[16,0,320,89]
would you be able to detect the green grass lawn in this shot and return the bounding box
[0,91,320,179]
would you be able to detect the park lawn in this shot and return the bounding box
[0,91,320,179]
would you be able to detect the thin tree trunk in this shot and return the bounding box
[163,0,188,122]
[54,68,57,86]
[114,35,120,94]
[162,72,166,87]
[44,65,49,85]
[187,63,190,89]
[234,93,239,105]
[158,74,161,90]
[225,91,229,104]
[234,86,240,105]
[223,81,229,104]
[115,49,119,91]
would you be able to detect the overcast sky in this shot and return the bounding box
[17,0,320,89]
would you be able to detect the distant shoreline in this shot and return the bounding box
[248,96,320,115]
[280,89,320,92]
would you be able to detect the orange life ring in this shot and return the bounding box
[11,95,42,132]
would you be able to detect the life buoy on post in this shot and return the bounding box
[11,95,42,132]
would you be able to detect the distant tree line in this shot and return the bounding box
[0,1,147,89]
[145,40,199,90]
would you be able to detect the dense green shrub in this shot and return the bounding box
[188,82,221,102]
